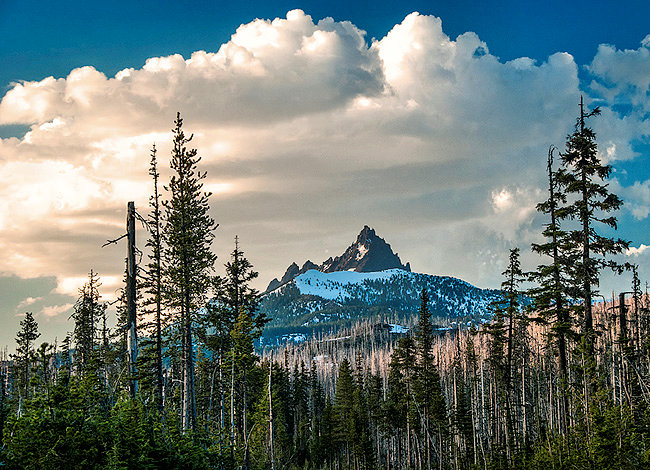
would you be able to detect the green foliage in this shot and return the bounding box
[162,112,218,432]
[71,270,106,375]
[140,143,165,411]
[12,312,39,400]
[556,101,628,348]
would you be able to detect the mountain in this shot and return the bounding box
[266,260,319,292]
[259,268,501,345]
[265,226,410,292]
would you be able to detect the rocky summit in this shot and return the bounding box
[265,225,410,292]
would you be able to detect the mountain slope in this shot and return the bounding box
[259,268,501,344]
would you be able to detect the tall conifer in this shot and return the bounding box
[557,98,628,357]
[72,270,105,375]
[163,112,217,432]
[530,146,573,433]
[12,312,39,401]
[414,288,446,468]
[143,143,165,410]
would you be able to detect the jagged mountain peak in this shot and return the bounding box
[265,226,410,292]
[322,226,410,274]
[357,225,376,242]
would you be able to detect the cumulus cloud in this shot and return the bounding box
[612,179,650,220]
[627,244,650,257]
[16,296,42,310]
[0,10,383,130]
[0,9,648,329]
[588,35,650,111]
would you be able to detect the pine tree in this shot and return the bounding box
[292,360,309,466]
[206,238,265,464]
[210,237,265,337]
[163,112,217,433]
[333,358,356,466]
[387,336,417,467]
[71,270,105,375]
[12,312,39,402]
[413,288,447,468]
[483,248,526,464]
[142,143,165,410]
[530,146,573,434]
[229,309,258,469]
[249,360,293,470]
[501,249,524,395]
[557,97,628,360]
[320,396,336,468]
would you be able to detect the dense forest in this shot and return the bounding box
[2,103,649,469]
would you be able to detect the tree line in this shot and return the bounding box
[1,101,649,469]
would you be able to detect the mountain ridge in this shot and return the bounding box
[266,226,410,292]
[259,268,501,345]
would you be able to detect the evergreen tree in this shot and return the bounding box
[320,396,336,469]
[142,143,165,410]
[483,248,526,464]
[387,336,417,468]
[71,270,105,375]
[249,360,292,470]
[333,358,356,466]
[557,97,628,359]
[210,237,265,339]
[229,309,258,469]
[201,238,263,466]
[413,288,447,468]
[530,145,573,434]
[12,312,39,402]
[163,112,217,433]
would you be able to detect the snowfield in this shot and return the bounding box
[294,268,408,300]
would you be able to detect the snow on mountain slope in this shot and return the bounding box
[265,226,410,292]
[259,227,502,346]
[260,268,502,340]
[294,269,409,300]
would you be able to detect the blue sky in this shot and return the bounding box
[2,0,649,88]
[0,0,649,347]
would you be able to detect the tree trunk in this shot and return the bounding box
[126,201,138,399]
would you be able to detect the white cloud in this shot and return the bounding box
[616,179,650,220]
[492,189,513,212]
[588,36,650,111]
[627,244,649,257]
[16,296,43,310]
[0,9,647,308]
[41,303,73,318]
[0,10,383,130]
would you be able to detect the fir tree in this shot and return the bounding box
[210,237,265,338]
[483,248,526,464]
[557,97,628,359]
[387,336,417,467]
[530,145,574,434]
[71,270,105,375]
[203,238,262,466]
[333,358,356,466]
[163,112,217,433]
[12,312,39,402]
[142,143,165,410]
[413,288,447,468]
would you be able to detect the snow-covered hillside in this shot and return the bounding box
[259,268,502,345]
[294,269,409,301]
